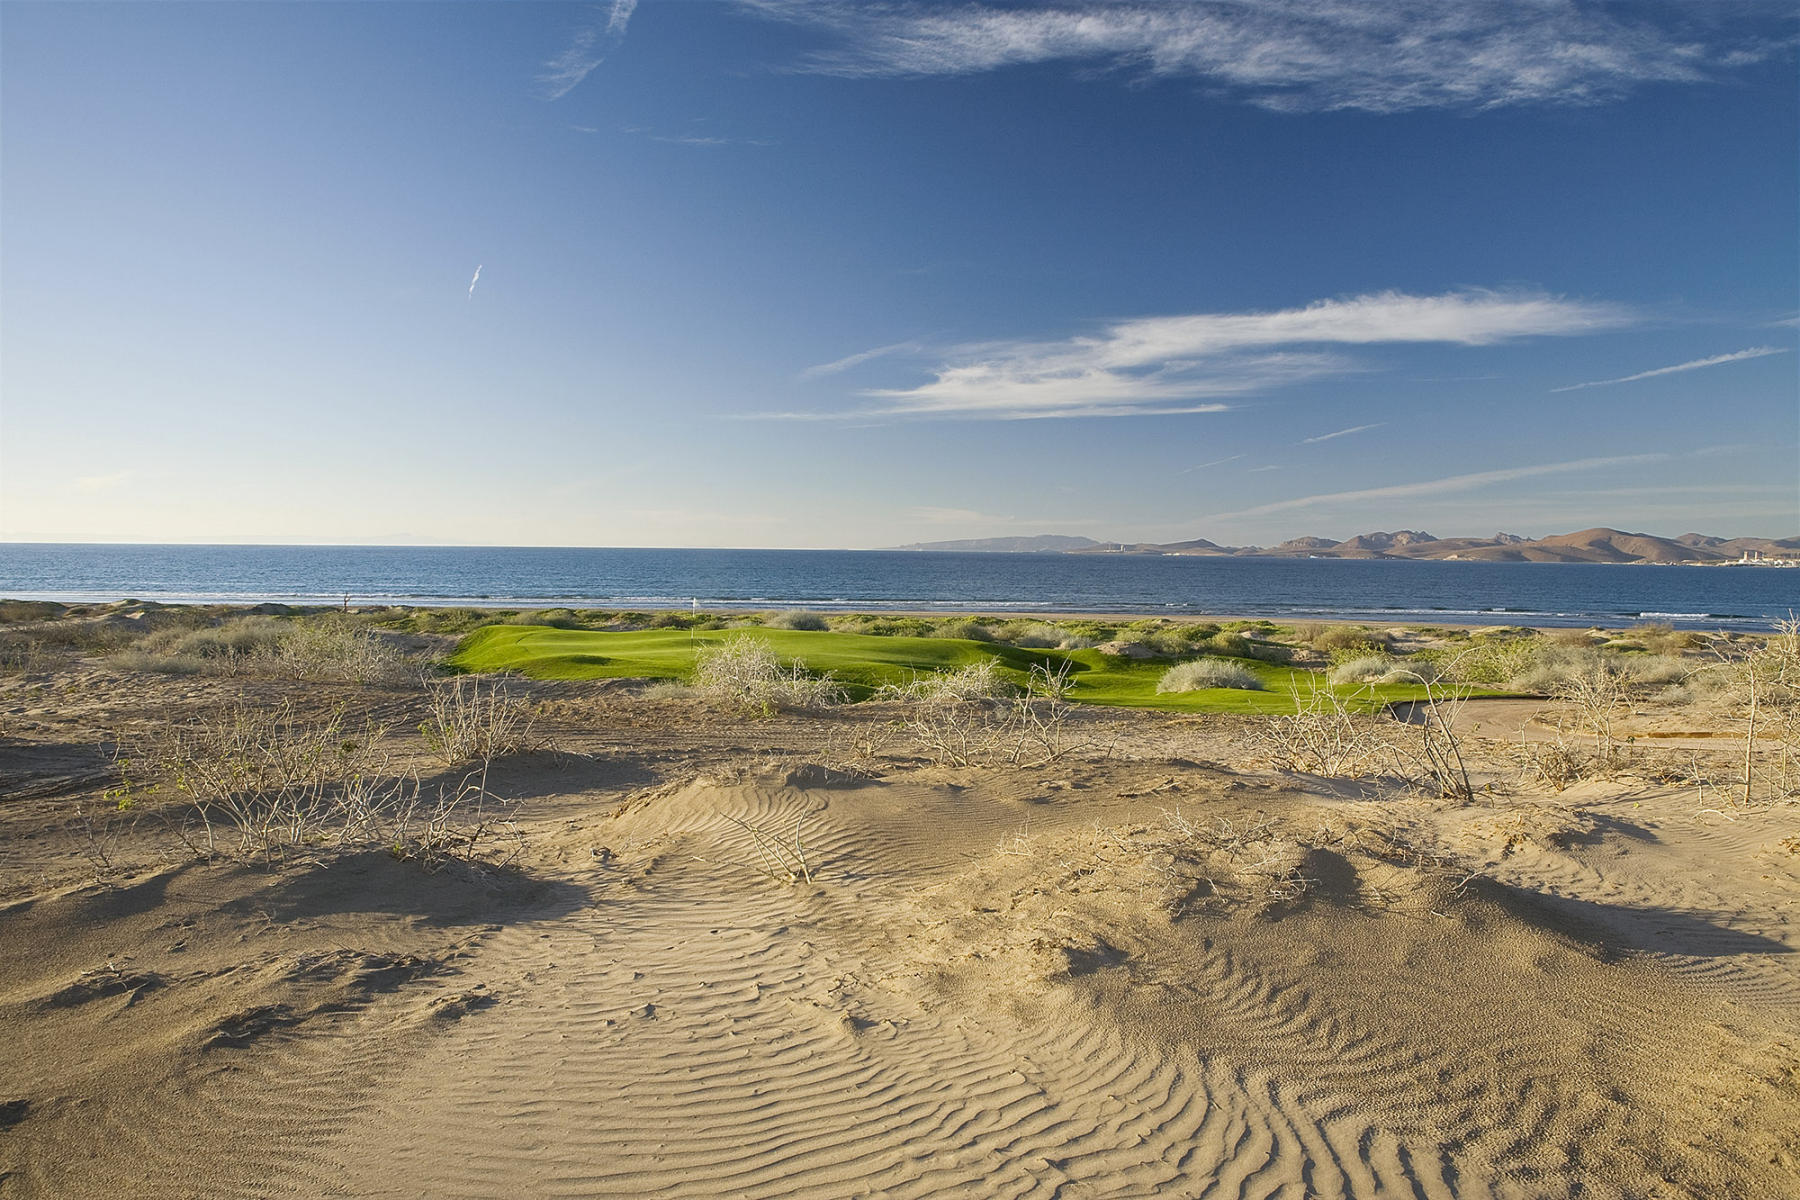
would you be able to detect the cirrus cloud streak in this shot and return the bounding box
[1550,345,1790,393]
[1207,453,1669,521]
[854,289,1632,420]
[740,0,1791,113]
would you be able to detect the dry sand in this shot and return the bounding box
[3,663,1797,1198]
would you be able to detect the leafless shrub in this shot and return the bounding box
[1241,682,1403,778]
[693,635,846,715]
[879,657,1016,704]
[1407,674,1475,802]
[1512,735,1594,793]
[119,704,521,870]
[891,659,1080,767]
[1550,659,1634,770]
[267,619,419,684]
[421,675,542,766]
[1709,617,1800,804]
[724,813,814,884]
[1242,677,1472,801]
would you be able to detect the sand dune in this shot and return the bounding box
[4,675,1798,1198]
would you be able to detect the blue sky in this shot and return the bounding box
[2,0,1795,547]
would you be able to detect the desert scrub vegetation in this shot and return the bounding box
[1706,618,1800,804]
[878,657,1016,704]
[1416,631,1694,700]
[1242,680,1473,801]
[1294,624,1393,659]
[421,675,544,766]
[105,702,522,871]
[258,619,421,684]
[1327,655,1445,686]
[0,630,68,676]
[723,813,816,885]
[885,660,1081,768]
[1156,659,1264,692]
[106,614,421,684]
[693,635,846,714]
[110,615,289,674]
[763,609,830,631]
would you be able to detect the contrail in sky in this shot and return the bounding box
[1550,345,1786,392]
[468,265,483,299]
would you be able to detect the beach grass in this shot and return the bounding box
[448,625,1448,713]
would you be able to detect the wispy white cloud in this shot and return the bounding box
[540,0,638,100]
[1209,453,1669,520]
[621,124,778,148]
[741,1,1789,113]
[859,289,1630,420]
[1551,345,1790,392]
[1182,454,1244,473]
[800,340,922,379]
[1302,421,1385,444]
[1247,464,1282,473]
[467,264,482,299]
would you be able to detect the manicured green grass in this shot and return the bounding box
[449,625,1450,714]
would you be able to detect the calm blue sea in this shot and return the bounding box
[1,544,1793,630]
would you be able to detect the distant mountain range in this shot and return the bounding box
[892,528,1800,564]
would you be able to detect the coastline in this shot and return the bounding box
[3,544,1792,632]
[0,594,1774,635]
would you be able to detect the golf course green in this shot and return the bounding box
[449,624,1449,714]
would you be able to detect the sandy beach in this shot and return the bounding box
[2,606,1797,1200]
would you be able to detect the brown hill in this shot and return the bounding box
[910,528,1796,563]
[1526,528,1728,563]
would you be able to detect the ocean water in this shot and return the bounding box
[0,543,1793,630]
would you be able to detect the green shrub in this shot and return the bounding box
[1243,639,1295,664]
[854,616,938,638]
[933,618,996,642]
[1157,660,1265,692]
[1328,655,1396,685]
[765,610,829,631]
[1193,631,1252,658]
